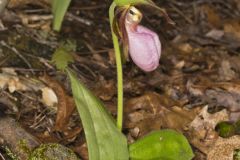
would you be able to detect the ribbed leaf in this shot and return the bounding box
[114,0,146,6]
[51,0,71,31]
[67,70,129,160]
[129,129,194,160]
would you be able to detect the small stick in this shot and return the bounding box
[169,3,193,24]
[66,12,93,26]
[0,41,34,74]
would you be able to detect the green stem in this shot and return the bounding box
[109,2,123,131]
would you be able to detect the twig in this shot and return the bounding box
[1,67,43,72]
[24,53,54,70]
[66,12,93,26]
[72,4,106,10]
[0,41,33,74]
[0,152,6,160]
[169,3,194,24]
[19,14,53,22]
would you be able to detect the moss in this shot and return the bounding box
[18,139,31,155]
[4,146,19,160]
[28,143,80,160]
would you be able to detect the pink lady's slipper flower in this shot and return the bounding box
[113,5,173,72]
[109,0,175,131]
[125,7,161,72]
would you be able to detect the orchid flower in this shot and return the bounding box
[124,6,161,72]
[109,0,174,130]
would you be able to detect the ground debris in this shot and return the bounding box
[124,92,198,138]
[187,79,240,121]
[188,106,229,154]
[207,136,240,160]
[0,115,40,159]
[39,75,76,131]
[1,0,240,159]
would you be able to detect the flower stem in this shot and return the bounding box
[109,2,123,131]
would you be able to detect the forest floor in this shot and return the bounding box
[0,0,240,159]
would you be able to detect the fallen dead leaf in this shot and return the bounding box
[201,5,221,28]
[41,87,58,108]
[63,127,82,142]
[188,106,229,154]
[190,106,229,130]
[0,68,46,93]
[40,75,75,131]
[73,143,89,160]
[224,20,240,40]
[8,0,50,8]
[235,0,240,10]
[187,79,240,121]
[0,73,28,92]
[0,70,77,132]
[124,92,198,137]
[175,60,185,69]
[94,77,116,101]
[177,43,193,54]
[218,60,236,81]
[205,29,224,40]
[207,136,240,160]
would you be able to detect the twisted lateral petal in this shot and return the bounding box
[126,25,161,72]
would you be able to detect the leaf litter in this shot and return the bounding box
[0,0,240,159]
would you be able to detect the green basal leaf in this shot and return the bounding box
[67,70,129,160]
[129,129,194,160]
[51,0,71,31]
[114,0,146,6]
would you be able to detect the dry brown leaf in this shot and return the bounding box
[94,78,116,101]
[0,68,47,92]
[190,106,229,130]
[175,60,185,69]
[0,73,27,92]
[40,75,75,131]
[201,5,221,28]
[235,0,240,10]
[41,87,58,108]
[177,43,193,54]
[62,127,82,142]
[207,136,240,160]
[35,131,59,144]
[73,143,89,160]
[224,20,240,40]
[187,79,240,121]
[0,70,76,132]
[124,92,198,137]
[218,60,236,81]
[205,29,224,40]
[8,0,50,8]
[188,106,229,154]
[0,70,59,108]
[125,92,178,114]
